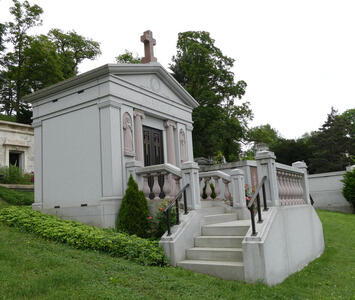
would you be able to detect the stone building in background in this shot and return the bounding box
[0,120,35,173]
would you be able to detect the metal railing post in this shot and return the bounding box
[256,194,263,223]
[262,183,268,211]
[183,190,188,214]
[249,205,257,236]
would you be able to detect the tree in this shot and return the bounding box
[0,0,43,117]
[170,31,252,160]
[116,50,141,64]
[247,124,280,147]
[117,175,150,238]
[308,108,354,173]
[0,0,101,123]
[48,29,101,78]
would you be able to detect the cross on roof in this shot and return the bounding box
[140,30,157,63]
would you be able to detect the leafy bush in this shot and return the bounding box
[0,186,33,205]
[342,169,355,213]
[0,206,167,266]
[117,175,150,238]
[0,165,33,184]
[148,199,176,239]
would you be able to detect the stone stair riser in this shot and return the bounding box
[202,226,249,236]
[203,213,237,225]
[186,248,243,262]
[194,236,243,248]
[177,261,244,281]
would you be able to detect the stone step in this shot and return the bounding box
[177,260,244,281]
[186,247,243,262]
[202,220,250,236]
[195,236,244,248]
[203,213,237,225]
[199,206,225,215]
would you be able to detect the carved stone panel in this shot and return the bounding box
[179,129,187,163]
[123,112,135,156]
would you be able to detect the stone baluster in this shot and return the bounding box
[222,179,232,204]
[162,172,171,200]
[199,177,204,200]
[152,173,161,201]
[204,177,212,200]
[142,175,150,199]
[212,176,221,200]
[174,175,181,196]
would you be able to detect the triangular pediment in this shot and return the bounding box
[114,73,185,106]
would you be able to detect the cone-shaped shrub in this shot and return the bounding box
[117,175,150,237]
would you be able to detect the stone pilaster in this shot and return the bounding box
[255,150,279,207]
[133,110,145,164]
[164,120,177,165]
[292,161,311,204]
[181,161,201,210]
[230,169,249,219]
[32,120,42,210]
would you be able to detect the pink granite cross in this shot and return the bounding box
[141,30,157,63]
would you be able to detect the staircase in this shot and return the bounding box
[177,203,250,281]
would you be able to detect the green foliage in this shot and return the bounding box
[170,31,252,161]
[117,175,150,238]
[214,151,225,164]
[148,199,176,239]
[116,50,141,64]
[0,210,354,299]
[0,165,33,184]
[308,108,355,173]
[47,29,101,78]
[0,114,17,122]
[342,169,355,212]
[0,1,101,123]
[0,186,33,205]
[247,124,280,148]
[0,206,167,266]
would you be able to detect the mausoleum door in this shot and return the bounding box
[143,126,164,166]
[143,126,165,199]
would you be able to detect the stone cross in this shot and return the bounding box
[141,30,157,63]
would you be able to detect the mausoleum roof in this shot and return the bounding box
[23,63,199,108]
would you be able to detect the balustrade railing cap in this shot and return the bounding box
[230,168,244,176]
[181,161,199,170]
[255,150,276,160]
[292,161,307,169]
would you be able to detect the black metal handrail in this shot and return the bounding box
[247,176,268,236]
[164,183,190,236]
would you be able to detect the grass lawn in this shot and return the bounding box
[0,198,354,299]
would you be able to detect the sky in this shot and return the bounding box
[0,0,354,139]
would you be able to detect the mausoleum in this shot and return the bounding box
[24,31,324,285]
[0,120,34,173]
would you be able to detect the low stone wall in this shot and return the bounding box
[308,170,352,213]
[0,183,34,192]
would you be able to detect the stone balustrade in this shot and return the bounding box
[199,171,233,205]
[136,163,182,200]
[276,163,306,206]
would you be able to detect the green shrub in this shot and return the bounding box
[0,186,33,205]
[0,165,33,184]
[117,175,150,238]
[0,206,167,266]
[342,169,355,213]
[149,199,176,239]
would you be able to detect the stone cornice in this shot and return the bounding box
[23,63,199,109]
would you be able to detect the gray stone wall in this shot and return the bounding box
[309,170,352,213]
